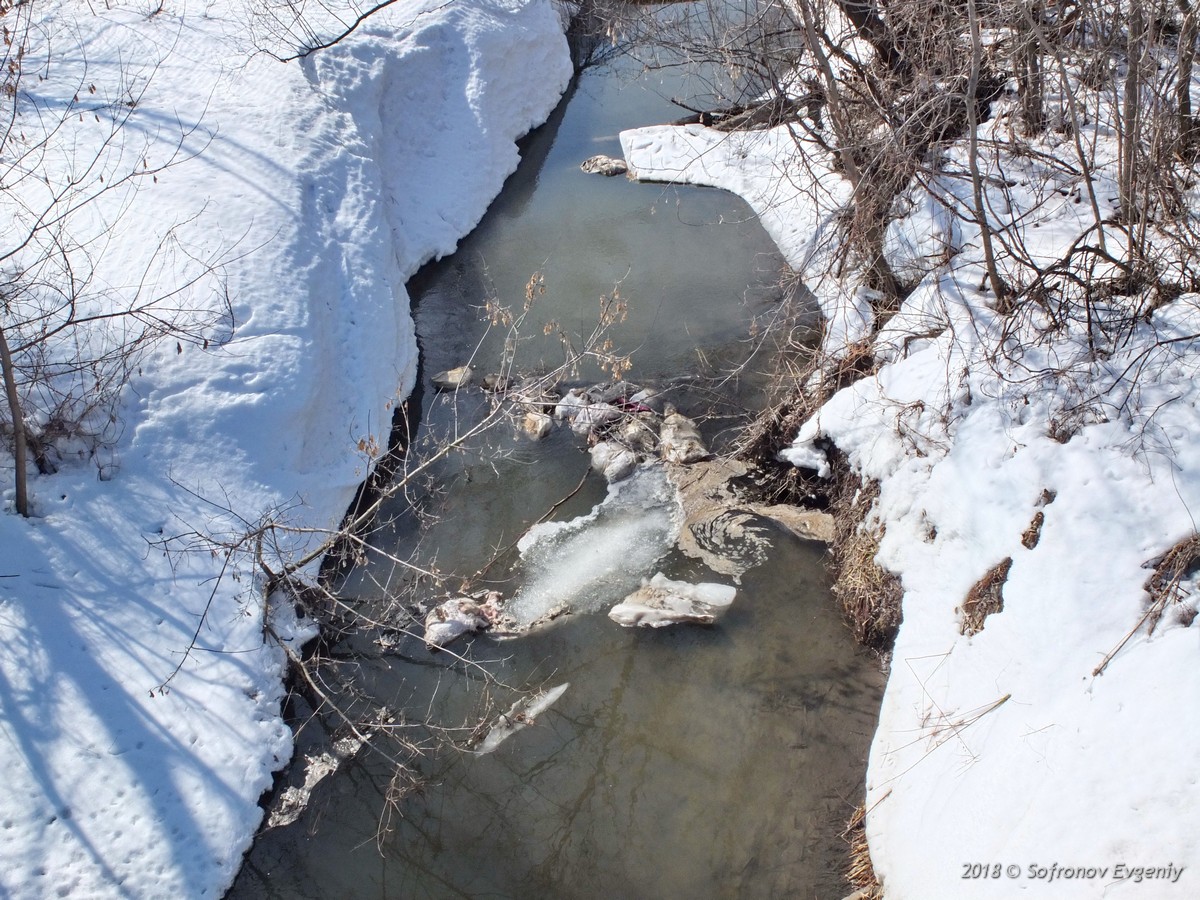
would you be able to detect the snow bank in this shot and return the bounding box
[621,81,1199,900]
[803,294,1200,898]
[0,1,569,897]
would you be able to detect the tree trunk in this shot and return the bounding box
[1120,0,1146,228]
[1019,3,1045,134]
[967,0,1007,304]
[792,0,864,188]
[0,319,30,517]
[1178,0,1199,154]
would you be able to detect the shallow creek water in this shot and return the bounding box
[231,49,882,900]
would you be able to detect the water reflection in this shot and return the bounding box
[236,536,880,899]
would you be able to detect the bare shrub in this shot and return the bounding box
[1,3,230,515]
[153,270,644,832]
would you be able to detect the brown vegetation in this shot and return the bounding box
[740,339,878,461]
[960,557,1013,636]
[1021,510,1045,550]
[1094,532,1200,676]
[828,466,904,651]
[1144,534,1200,633]
[842,803,884,899]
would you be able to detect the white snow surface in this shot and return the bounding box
[623,88,1200,899]
[0,1,569,897]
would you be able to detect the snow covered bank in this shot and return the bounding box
[623,86,1200,900]
[0,1,569,896]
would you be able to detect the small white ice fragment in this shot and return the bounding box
[590,441,638,482]
[608,572,737,628]
[473,683,570,755]
[424,598,491,649]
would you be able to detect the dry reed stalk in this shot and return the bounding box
[1094,533,1200,676]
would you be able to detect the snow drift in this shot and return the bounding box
[0,1,570,897]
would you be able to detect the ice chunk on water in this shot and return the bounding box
[507,466,683,625]
[608,572,737,628]
[472,683,570,755]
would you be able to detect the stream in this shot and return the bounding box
[230,35,882,900]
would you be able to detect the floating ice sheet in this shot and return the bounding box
[507,466,683,626]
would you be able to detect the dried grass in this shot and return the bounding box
[842,804,883,899]
[828,467,904,650]
[732,327,899,650]
[1144,534,1200,633]
[1094,533,1200,676]
[960,557,1012,636]
[1021,489,1055,550]
[1020,511,1044,549]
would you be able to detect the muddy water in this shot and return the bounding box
[230,44,881,900]
[238,541,880,899]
